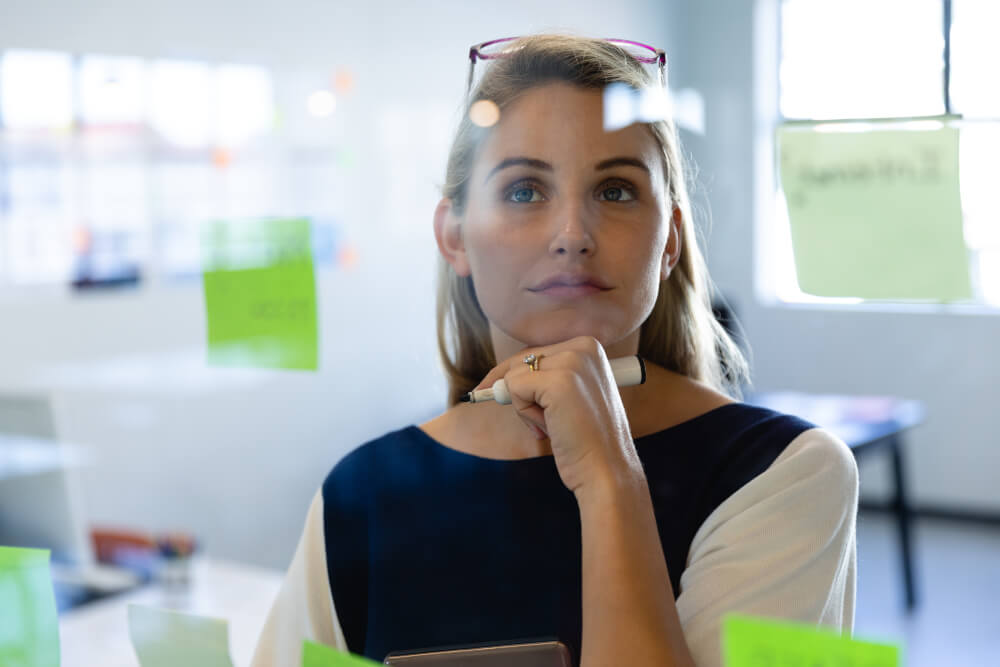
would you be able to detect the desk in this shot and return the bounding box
[747,392,925,611]
[58,557,283,667]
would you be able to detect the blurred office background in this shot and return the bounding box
[0,0,997,664]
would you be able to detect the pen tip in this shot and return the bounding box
[459,393,471,403]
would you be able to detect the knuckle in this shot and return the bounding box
[566,349,590,373]
[568,336,603,363]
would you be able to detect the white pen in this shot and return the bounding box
[459,355,646,404]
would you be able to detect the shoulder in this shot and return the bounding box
[770,427,859,501]
[322,425,421,507]
[636,368,810,446]
[643,399,829,521]
[676,428,859,664]
[723,407,852,490]
[679,402,821,480]
[694,427,858,544]
[738,426,859,505]
[709,401,821,460]
[718,402,819,441]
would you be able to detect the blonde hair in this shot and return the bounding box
[435,34,749,406]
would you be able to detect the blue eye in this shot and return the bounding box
[506,184,544,203]
[598,184,635,202]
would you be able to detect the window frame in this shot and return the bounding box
[754,0,1000,315]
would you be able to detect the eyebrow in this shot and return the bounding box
[485,157,552,184]
[595,156,650,174]
[485,155,651,184]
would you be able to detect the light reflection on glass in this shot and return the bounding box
[0,50,74,130]
[307,90,336,118]
[0,49,348,286]
[79,55,145,126]
[149,60,212,148]
[217,64,274,148]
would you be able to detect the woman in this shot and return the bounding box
[252,34,857,667]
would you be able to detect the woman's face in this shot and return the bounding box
[437,81,680,358]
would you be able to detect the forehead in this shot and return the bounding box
[475,82,663,172]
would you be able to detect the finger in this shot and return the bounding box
[503,365,550,436]
[472,347,543,391]
[473,340,582,396]
[472,360,510,392]
[515,401,548,438]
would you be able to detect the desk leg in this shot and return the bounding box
[891,436,918,611]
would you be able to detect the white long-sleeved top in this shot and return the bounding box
[252,420,857,667]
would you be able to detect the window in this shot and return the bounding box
[768,0,1000,308]
[0,50,344,288]
[0,50,74,130]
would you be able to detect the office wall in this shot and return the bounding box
[3,0,996,575]
[0,0,677,569]
[669,0,1000,513]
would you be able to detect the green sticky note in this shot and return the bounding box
[779,124,971,301]
[202,217,319,370]
[128,604,234,667]
[723,614,900,667]
[302,639,381,667]
[0,546,60,667]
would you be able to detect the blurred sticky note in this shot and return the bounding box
[0,546,60,667]
[302,639,382,666]
[128,604,234,667]
[202,217,318,370]
[723,614,900,667]
[779,124,971,300]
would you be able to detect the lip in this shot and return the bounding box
[533,284,608,298]
[531,272,611,291]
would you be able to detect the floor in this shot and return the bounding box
[854,511,1000,666]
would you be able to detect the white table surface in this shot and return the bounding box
[58,557,283,667]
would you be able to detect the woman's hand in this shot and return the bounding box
[472,336,641,495]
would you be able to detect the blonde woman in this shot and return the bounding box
[252,34,857,667]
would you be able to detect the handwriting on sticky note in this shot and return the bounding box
[302,639,382,666]
[128,604,234,667]
[723,614,900,667]
[202,217,318,371]
[0,546,60,667]
[779,124,970,301]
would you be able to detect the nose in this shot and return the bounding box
[548,201,595,257]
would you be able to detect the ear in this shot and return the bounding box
[660,206,683,281]
[433,197,471,277]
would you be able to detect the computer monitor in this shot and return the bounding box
[0,393,136,610]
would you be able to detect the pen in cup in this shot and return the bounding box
[459,355,646,404]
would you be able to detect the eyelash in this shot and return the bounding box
[502,179,638,203]
[503,179,545,203]
[596,179,637,202]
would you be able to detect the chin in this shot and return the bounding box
[523,320,620,348]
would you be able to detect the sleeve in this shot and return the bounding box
[251,490,350,667]
[675,427,859,667]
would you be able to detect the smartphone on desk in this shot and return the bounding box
[384,639,572,666]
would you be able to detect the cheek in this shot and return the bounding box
[463,223,525,305]
[465,212,530,273]
[620,233,668,301]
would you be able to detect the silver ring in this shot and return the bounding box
[523,353,543,371]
